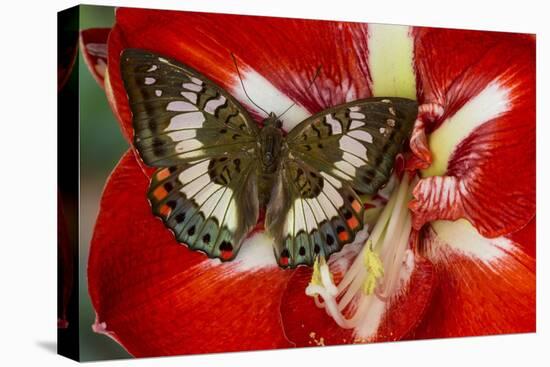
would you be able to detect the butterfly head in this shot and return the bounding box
[262,112,283,129]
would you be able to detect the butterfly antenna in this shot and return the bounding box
[277,65,322,120]
[230,53,270,116]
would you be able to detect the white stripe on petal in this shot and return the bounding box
[231,232,278,271]
[229,67,311,131]
[423,81,511,176]
[368,24,416,98]
[430,219,514,264]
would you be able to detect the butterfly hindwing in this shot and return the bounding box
[148,151,260,261]
[265,158,364,268]
[286,97,418,195]
[120,49,259,167]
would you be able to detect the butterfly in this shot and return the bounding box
[120,49,418,268]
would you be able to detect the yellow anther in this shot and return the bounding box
[362,247,384,295]
[310,256,323,287]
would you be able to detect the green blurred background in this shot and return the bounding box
[78,5,130,360]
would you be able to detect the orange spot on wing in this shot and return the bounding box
[338,231,349,242]
[159,204,171,217]
[347,216,359,229]
[352,200,362,213]
[156,168,171,181]
[153,186,168,200]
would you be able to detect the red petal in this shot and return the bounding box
[414,28,533,116]
[410,30,535,237]
[107,8,372,141]
[280,249,434,345]
[409,222,535,339]
[375,255,435,341]
[281,267,352,346]
[507,217,536,259]
[80,28,110,87]
[88,150,293,357]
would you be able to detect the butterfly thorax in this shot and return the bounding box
[257,113,285,206]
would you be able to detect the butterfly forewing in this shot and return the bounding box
[120,49,259,166]
[121,49,261,262]
[287,97,418,195]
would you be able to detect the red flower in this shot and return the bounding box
[82,8,535,357]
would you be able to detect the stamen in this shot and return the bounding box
[362,247,384,295]
[310,256,323,287]
[306,174,417,338]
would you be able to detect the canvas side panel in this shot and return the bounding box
[57,4,80,362]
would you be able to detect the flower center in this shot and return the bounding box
[306,174,416,339]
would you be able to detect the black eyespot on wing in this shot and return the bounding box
[175,212,186,223]
[281,248,290,258]
[152,138,166,157]
[220,241,233,252]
